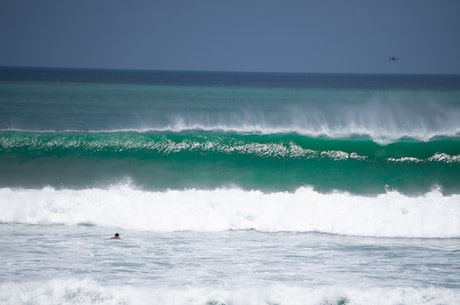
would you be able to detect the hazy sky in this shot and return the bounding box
[1,0,459,74]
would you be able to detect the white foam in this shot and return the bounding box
[387,153,460,164]
[0,185,458,238]
[429,153,460,163]
[387,157,422,163]
[0,278,458,305]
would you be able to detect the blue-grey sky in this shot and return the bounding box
[1,0,459,74]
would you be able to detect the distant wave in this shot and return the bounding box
[2,127,459,145]
[2,77,460,144]
[1,130,459,161]
[1,185,458,238]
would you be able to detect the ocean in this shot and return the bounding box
[0,67,459,305]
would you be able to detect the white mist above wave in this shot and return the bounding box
[132,123,460,145]
[1,185,458,238]
[6,94,460,145]
[138,93,460,144]
[1,278,458,305]
[4,120,460,145]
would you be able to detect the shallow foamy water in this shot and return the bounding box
[1,223,459,304]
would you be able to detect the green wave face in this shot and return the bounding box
[1,131,459,194]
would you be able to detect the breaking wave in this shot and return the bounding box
[1,185,458,238]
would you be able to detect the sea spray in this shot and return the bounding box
[2,72,460,143]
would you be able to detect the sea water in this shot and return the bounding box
[0,68,459,305]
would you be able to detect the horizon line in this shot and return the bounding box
[1,65,459,77]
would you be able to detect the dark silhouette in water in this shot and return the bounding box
[110,233,120,240]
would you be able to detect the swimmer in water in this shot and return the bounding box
[110,233,120,240]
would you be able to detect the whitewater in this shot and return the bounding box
[1,68,460,305]
[1,185,459,238]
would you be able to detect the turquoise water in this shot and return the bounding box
[0,68,459,304]
[1,131,459,194]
